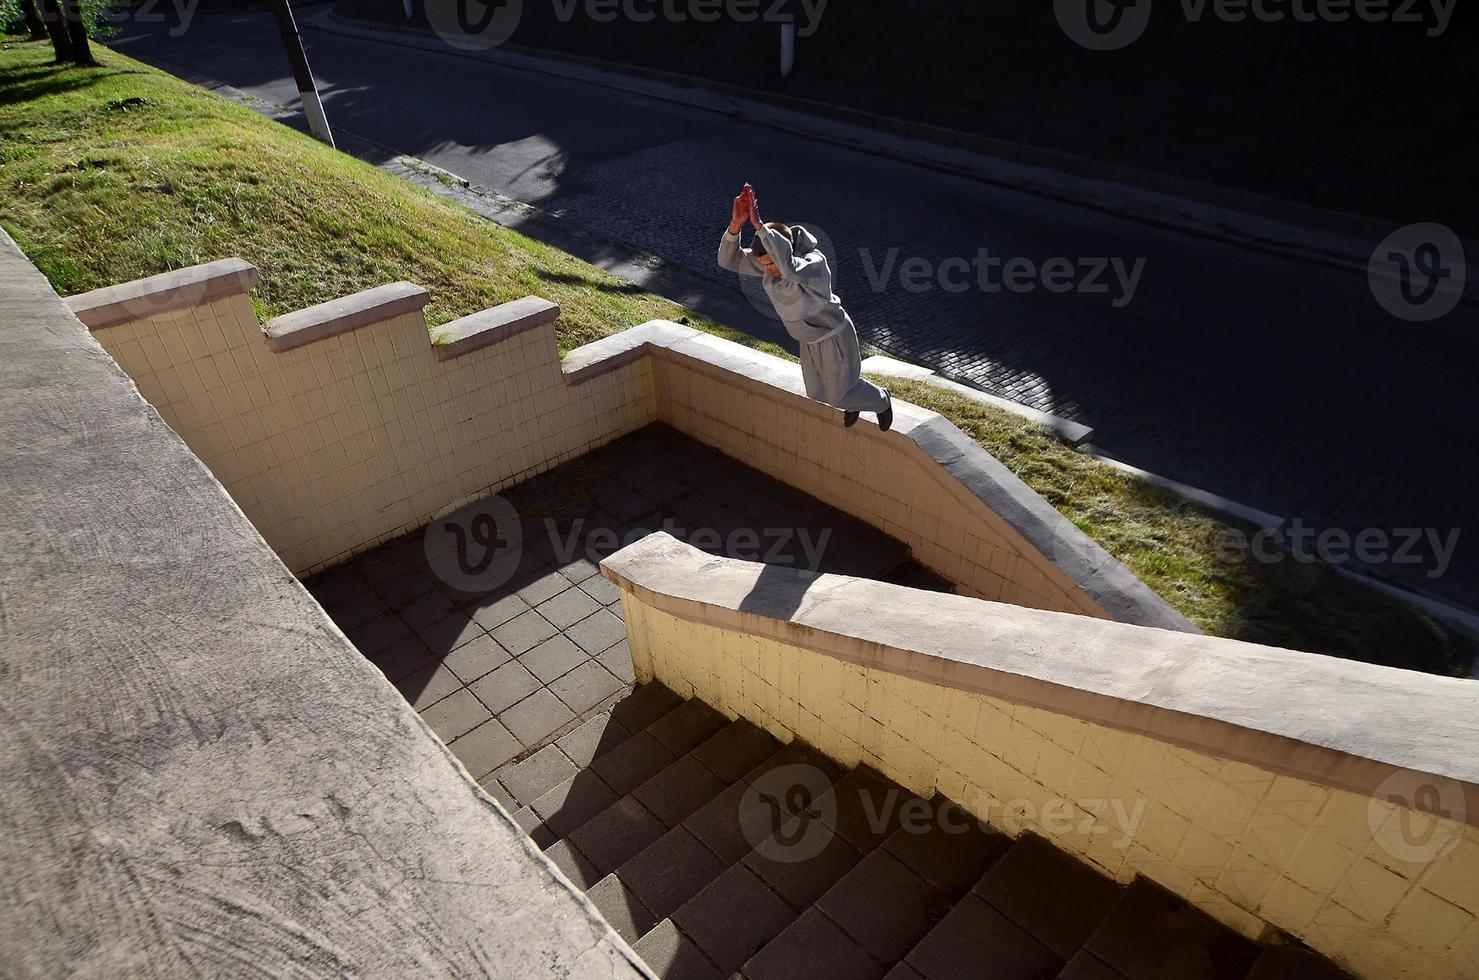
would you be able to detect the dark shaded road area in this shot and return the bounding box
[108,8,1478,606]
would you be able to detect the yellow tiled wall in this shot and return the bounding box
[94,293,656,573]
[621,595,1479,980]
[652,351,1107,619]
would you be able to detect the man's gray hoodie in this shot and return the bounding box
[718,223,889,413]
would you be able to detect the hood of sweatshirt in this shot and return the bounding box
[790,224,820,255]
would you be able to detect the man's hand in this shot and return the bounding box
[728,186,749,235]
[745,183,763,229]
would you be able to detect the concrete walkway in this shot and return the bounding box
[106,10,1477,606]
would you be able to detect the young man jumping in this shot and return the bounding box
[718,184,893,431]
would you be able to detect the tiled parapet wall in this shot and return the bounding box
[601,534,1479,980]
[68,262,656,573]
[566,321,1194,631]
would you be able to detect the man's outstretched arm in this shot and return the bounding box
[718,186,765,276]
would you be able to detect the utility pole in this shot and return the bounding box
[270,0,335,148]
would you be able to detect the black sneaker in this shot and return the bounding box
[877,389,893,432]
[843,411,860,428]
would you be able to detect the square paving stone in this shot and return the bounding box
[467,592,529,631]
[882,963,927,980]
[491,609,558,655]
[537,587,602,629]
[327,589,389,630]
[974,832,1122,960]
[520,634,588,684]
[497,743,578,807]
[672,864,799,975]
[305,566,366,605]
[416,610,485,653]
[447,719,520,780]
[346,612,412,656]
[367,634,437,682]
[531,770,620,840]
[816,848,944,964]
[566,608,626,655]
[557,710,632,768]
[550,659,626,715]
[682,780,756,866]
[820,768,913,854]
[590,731,677,795]
[1083,879,1258,980]
[443,633,511,683]
[632,754,728,828]
[477,774,516,810]
[554,557,601,585]
[578,573,621,605]
[647,700,727,755]
[634,919,723,980]
[515,569,573,606]
[419,688,492,742]
[619,825,726,921]
[589,873,657,944]
[469,660,541,714]
[499,689,576,747]
[400,589,460,630]
[905,894,1061,980]
[1058,952,1130,980]
[373,568,438,610]
[393,663,463,711]
[598,641,636,683]
[741,908,884,980]
[568,796,668,875]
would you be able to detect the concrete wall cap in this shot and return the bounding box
[431,296,559,361]
[601,533,1479,812]
[263,281,430,352]
[65,258,259,329]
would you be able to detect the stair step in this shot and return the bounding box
[1057,951,1129,979]
[663,767,914,976]
[742,908,886,980]
[633,918,725,980]
[973,832,1123,960]
[1083,878,1260,980]
[902,892,1061,980]
[746,797,1008,977]
[1245,943,1355,980]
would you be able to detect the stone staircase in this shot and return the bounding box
[492,683,1352,980]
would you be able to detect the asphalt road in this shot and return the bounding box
[107,7,1478,607]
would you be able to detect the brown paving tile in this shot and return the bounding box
[566,608,626,655]
[673,864,799,975]
[442,633,511,683]
[304,566,366,605]
[519,634,588,684]
[1084,879,1258,980]
[549,659,625,715]
[491,608,558,655]
[690,719,781,783]
[646,699,727,755]
[905,894,1061,980]
[974,832,1122,960]
[568,796,668,876]
[816,848,945,964]
[632,755,728,829]
[326,589,388,630]
[468,660,541,714]
[447,719,520,780]
[419,688,492,742]
[366,634,437,682]
[545,838,601,889]
[883,799,1008,893]
[618,825,726,921]
[590,731,677,795]
[393,662,463,711]
[1059,951,1130,980]
[742,908,884,980]
[372,568,438,609]
[399,589,459,630]
[499,688,576,747]
[745,830,862,912]
[608,682,682,731]
[537,587,602,629]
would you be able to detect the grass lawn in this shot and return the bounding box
[1,39,1470,675]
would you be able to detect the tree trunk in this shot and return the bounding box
[20,0,49,41]
[35,0,74,64]
[59,0,96,66]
